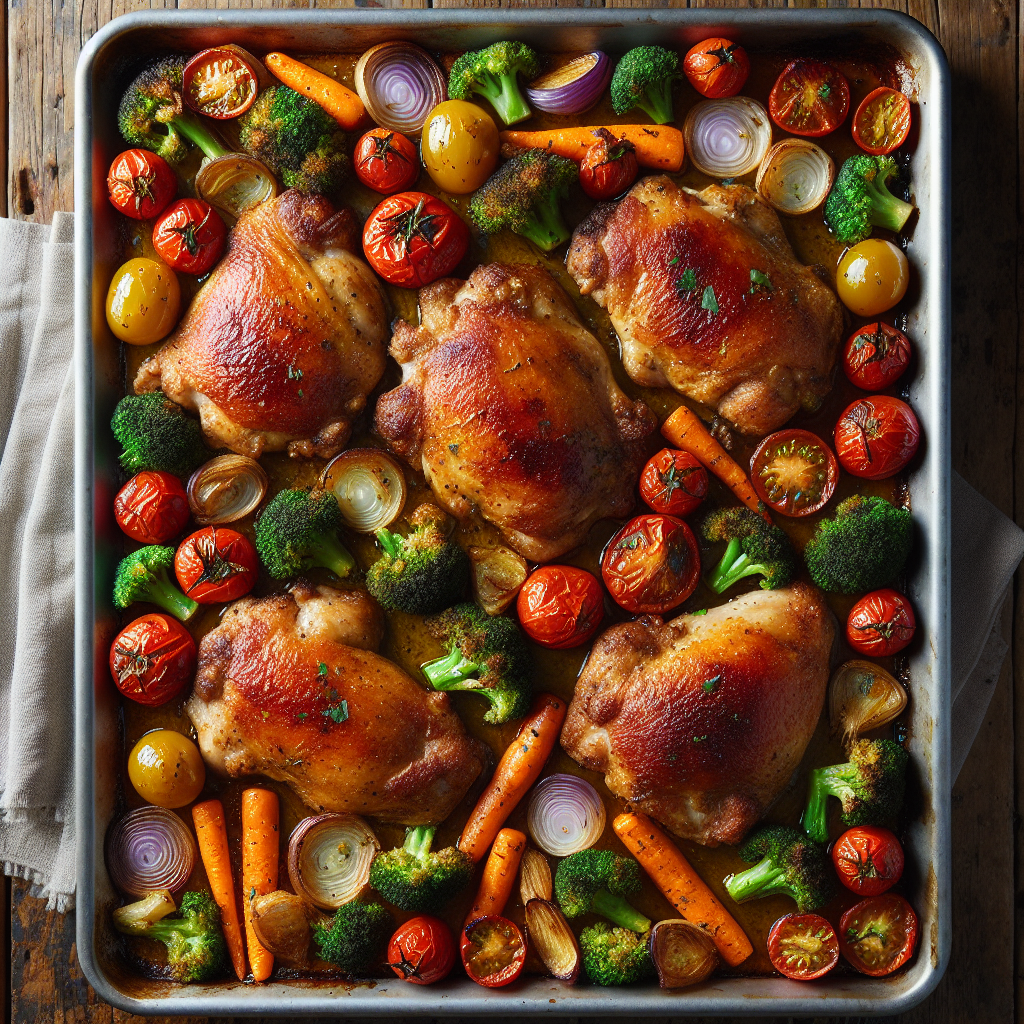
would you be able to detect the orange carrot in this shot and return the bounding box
[500,125,684,172]
[264,52,365,129]
[241,788,280,983]
[660,404,769,519]
[192,798,247,981]
[458,693,567,863]
[613,811,752,967]
[465,827,527,926]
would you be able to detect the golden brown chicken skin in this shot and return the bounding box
[135,190,387,459]
[187,582,487,825]
[567,178,844,436]
[374,262,656,562]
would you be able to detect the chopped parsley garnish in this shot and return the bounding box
[749,269,774,294]
[701,285,719,314]
[675,268,698,293]
[703,674,722,693]
[322,700,349,724]
[693,608,708,616]
[317,662,328,678]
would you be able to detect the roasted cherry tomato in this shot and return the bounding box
[109,613,197,707]
[639,449,708,517]
[114,471,190,544]
[837,240,909,317]
[107,149,176,220]
[852,87,912,155]
[682,37,750,99]
[839,893,918,976]
[127,729,206,808]
[832,827,905,897]
[579,128,639,200]
[517,565,604,650]
[153,199,227,276]
[174,526,258,604]
[769,59,850,137]
[767,913,839,981]
[842,322,912,391]
[846,588,916,656]
[750,429,838,517]
[355,128,420,195]
[601,514,700,615]
[834,396,920,480]
[460,915,526,988]
[421,100,500,195]
[182,47,259,119]
[106,258,181,345]
[387,915,456,985]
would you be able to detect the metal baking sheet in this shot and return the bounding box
[74,8,951,1015]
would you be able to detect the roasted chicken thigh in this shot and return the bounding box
[561,583,835,846]
[567,178,844,435]
[135,190,387,459]
[374,262,656,562]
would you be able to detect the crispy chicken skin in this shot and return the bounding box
[187,582,487,825]
[135,190,387,459]
[560,583,835,846]
[374,262,656,562]
[567,178,844,436]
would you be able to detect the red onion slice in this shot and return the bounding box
[355,42,447,134]
[684,96,773,179]
[106,806,196,897]
[527,774,606,857]
[525,52,611,115]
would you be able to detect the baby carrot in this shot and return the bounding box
[192,798,247,981]
[241,787,280,983]
[458,693,567,863]
[465,827,527,926]
[264,52,366,129]
[499,125,684,172]
[613,811,753,967]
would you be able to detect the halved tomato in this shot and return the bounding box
[769,59,850,137]
[767,913,839,981]
[750,429,838,517]
[839,893,918,976]
[182,47,259,119]
[852,87,912,155]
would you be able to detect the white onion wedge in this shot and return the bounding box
[287,813,379,910]
[756,138,835,215]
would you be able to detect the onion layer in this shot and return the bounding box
[525,52,611,115]
[756,139,835,215]
[829,660,907,749]
[684,96,772,178]
[196,154,278,218]
[519,847,553,904]
[321,448,406,533]
[187,454,268,525]
[355,42,447,134]
[649,919,719,988]
[106,806,196,897]
[526,774,606,857]
[287,813,379,910]
[525,898,581,983]
[250,890,317,963]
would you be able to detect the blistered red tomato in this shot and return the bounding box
[579,129,639,200]
[834,396,920,480]
[107,149,177,221]
[839,893,918,976]
[109,612,197,706]
[114,471,191,544]
[387,915,456,985]
[769,59,850,137]
[601,514,700,615]
[682,38,750,99]
[846,588,916,656]
[517,565,604,649]
[852,87,912,156]
[639,449,708,517]
[842,322,912,391]
[174,526,257,604]
[767,913,839,981]
[354,129,420,195]
[182,47,259,119]
[750,429,838,517]
[460,915,526,988]
[153,199,227,275]
[362,191,469,288]
[832,827,905,897]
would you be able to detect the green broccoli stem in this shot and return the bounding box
[474,73,532,126]
[590,889,651,933]
[635,78,676,125]
[145,573,199,622]
[376,529,403,560]
[422,647,481,688]
[521,196,571,252]
[802,765,852,843]
[170,110,230,161]
[709,537,760,594]
[725,856,789,903]
[866,177,914,233]
[312,534,356,579]
[403,824,437,862]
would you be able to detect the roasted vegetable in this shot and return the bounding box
[113,546,198,622]
[254,488,355,580]
[111,392,207,478]
[824,154,915,245]
[448,42,540,126]
[701,506,796,593]
[554,849,650,932]
[313,901,392,975]
[609,46,681,124]
[369,825,473,913]
[579,922,655,986]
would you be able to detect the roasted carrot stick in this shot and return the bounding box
[613,811,753,967]
[192,798,247,981]
[660,404,769,519]
[499,125,684,172]
[241,788,280,983]
[264,52,365,129]
[458,693,567,863]
[465,828,527,926]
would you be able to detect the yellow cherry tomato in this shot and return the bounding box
[836,239,909,317]
[106,257,181,345]
[421,100,499,195]
[127,729,205,808]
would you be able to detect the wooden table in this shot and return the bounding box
[2,0,1017,1020]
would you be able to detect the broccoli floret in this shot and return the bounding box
[365,504,469,614]
[469,148,578,251]
[701,506,796,594]
[579,923,655,986]
[824,154,915,245]
[448,42,540,126]
[118,56,229,165]
[113,889,229,983]
[239,85,349,196]
[313,901,392,975]
[554,849,651,933]
[803,495,913,594]
[113,545,198,621]
[609,46,681,124]
[369,825,473,913]
[254,488,355,581]
[111,393,208,478]
[421,603,531,724]
[802,738,909,843]
[724,825,836,913]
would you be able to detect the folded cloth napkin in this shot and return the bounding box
[0,213,1020,911]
